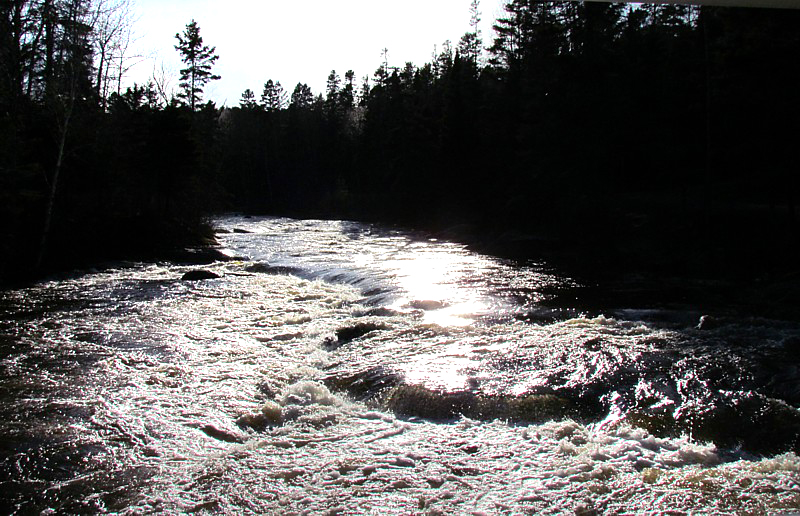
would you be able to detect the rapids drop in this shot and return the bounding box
[1,216,799,514]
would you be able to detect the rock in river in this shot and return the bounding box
[181,270,221,281]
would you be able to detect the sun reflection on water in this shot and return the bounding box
[384,243,493,327]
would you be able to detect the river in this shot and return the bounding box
[1,215,799,514]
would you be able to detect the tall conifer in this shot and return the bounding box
[174,20,219,111]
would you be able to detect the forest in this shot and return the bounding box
[1,0,799,284]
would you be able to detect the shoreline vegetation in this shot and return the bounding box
[1,1,798,317]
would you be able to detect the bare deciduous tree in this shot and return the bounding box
[90,0,137,108]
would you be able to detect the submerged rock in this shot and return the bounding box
[385,384,582,423]
[408,300,448,311]
[324,366,404,402]
[245,262,303,276]
[169,247,236,265]
[200,424,243,443]
[181,270,221,281]
[323,322,389,350]
[237,401,283,431]
[696,314,721,330]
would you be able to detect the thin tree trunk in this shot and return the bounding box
[37,47,77,271]
[95,46,105,99]
[35,107,71,270]
[191,60,196,111]
[117,53,123,95]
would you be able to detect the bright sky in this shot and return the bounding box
[128,0,508,106]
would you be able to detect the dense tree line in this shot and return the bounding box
[220,1,800,274]
[1,1,798,282]
[0,2,221,280]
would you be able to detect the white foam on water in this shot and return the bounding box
[3,216,800,514]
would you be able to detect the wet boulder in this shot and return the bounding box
[323,322,388,350]
[408,300,448,311]
[324,366,404,402]
[200,424,244,443]
[237,401,283,431]
[696,314,721,331]
[245,263,303,276]
[181,270,221,281]
[169,247,236,265]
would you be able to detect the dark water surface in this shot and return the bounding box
[1,216,799,514]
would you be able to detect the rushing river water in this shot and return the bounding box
[1,215,799,514]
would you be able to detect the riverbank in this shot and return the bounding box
[0,216,224,288]
[219,197,800,321]
[439,207,800,322]
[6,201,798,323]
[356,195,800,322]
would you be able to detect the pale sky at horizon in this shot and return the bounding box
[127,0,507,107]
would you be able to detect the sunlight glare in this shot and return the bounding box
[386,244,491,327]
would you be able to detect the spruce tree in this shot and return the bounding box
[326,71,340,102]
[341,70,356,109]
[261,79,287,111]
[290,83,314,109]
[174,20,220,111]
[458,0,482,66]
[240,88,256,109]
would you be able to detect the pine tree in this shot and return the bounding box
[340,70,356,109]
[488,0,568,76]
[358,75,370,106]
[290,82,314,109]
[458,0,482,66]
[240,88,256,109]
[325,70,341,117]
[373,48,390,87]
[436,40,454,77]
[174,20,220,111]
[326,71,340,101]
[273,81,287,110]
[261,79,287,111]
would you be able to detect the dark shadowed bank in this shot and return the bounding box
[1,2,798,317]
[0,99,225,283]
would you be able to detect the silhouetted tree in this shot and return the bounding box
[458,0,482,67]
[240,88,256,109]
[37,0,100,268]
[341,70,356,110]
[4,0,799,284]
[174,19,220,111]
[261,79,287,111]
[325,69,341,118]
[290,82,313,109]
